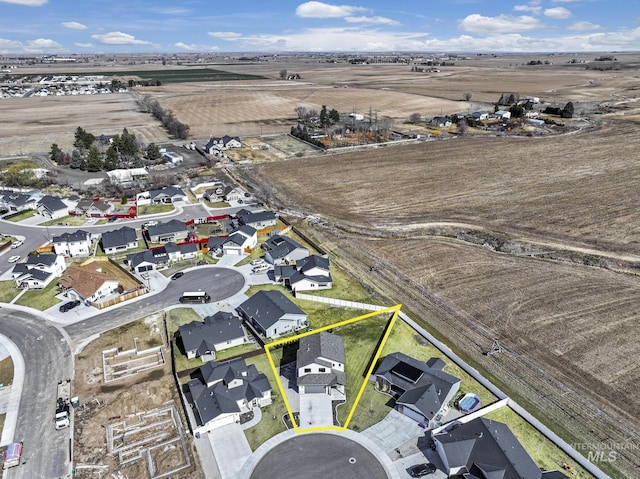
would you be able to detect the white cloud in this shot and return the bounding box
[61,21,87,30]
[459,14,542,34]
[544,7,572,19]
[175,42,218,51]
[344,16,400,26]
[91,31,155,46]
[0,0,47,5]
[0,37,62,53]
[74,42,94,48]
[568,21,601,31]
[295,1,367,18]
[208,31,244,40]
[514,5,542,15]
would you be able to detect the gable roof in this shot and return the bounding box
[179,311,244,354]
[37,195,67,212]
[58,262,117,299]
[296,254,330,274]
[436,417,548,479]
[149,185,186,199]
[238,290,305,331]
[297,332,345,368]
[16,268,52,283]
[101,226,137,249]
[52,229,90,244]
[147,219,188,237]
[263,235,307,260]
[237,210,277,225]
[25,252,58,267]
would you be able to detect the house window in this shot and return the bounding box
[304,368,311,373]
[319,368,326,372]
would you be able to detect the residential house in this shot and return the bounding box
[12,253,66,289]
[222,225,257,256]
[126,247,169,273]
[106,168,149,187]
[430,116,452,128]
[137,186,187,206]
[163,151,183,164]
[0,190,37,213]
[52,230,92,257]
[470,111,489,121]
[186,358,271,433]
[432,417,569,479]
[165,241,199,262]
[101,227,138,255]
[495,110,512,120]
[237,290,308,338]
[75,198,114,217]
[236,209,277,230]
[262,234,309,265]
[36,195,68,219]
[58,262,120,302]
[206,236,226,257]
[178,311,247,361]
[146,219,190,243]
[290,255,332,292]
[297,332,346,396]
[203,185,226,202]
[204,135,242,153]
[373,352,461,428]
[221,185,244,203]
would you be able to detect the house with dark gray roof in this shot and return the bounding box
[237,290,307,338]
[178,311,247,361]
[237,209,277,229]
[126,247,168,273]
[186,357,271,433]
[146,219,189,243]
[204,135,241,153]
[222,225,257,256]
[36,195,68,219]
[206,236,226,257]
[297,332,346,396]
[262,234,309,265]
[275,254,332,292]
[12,253,66,289]
[148,186,187,204]
[373,352,461,427]
[52,230,92,257]
[0,190,37,213]
[164,241,199,262]
[101,226,138,254]
[433,417,569,479]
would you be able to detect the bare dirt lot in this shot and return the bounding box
[73,313,203,479]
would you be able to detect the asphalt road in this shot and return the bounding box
[249,433,389,479]
[0,307,72,479]
[64,266,245,342]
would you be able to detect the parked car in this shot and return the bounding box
[252,263,270,273]
[409,463,436,477]
[7,255,21,263]
[196,260,207,266]
[10,240,23,249]
[108,216,118,222]
[250,258,266,266]
[59,300,81,313]
[171,271,184,280]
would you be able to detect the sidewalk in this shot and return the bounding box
[0,335,25,447]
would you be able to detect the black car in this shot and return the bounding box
[196,260,207,266]
[59,300,81,313]
[409,463,436,477]
[108,215,118,222]
[171,271,184,280]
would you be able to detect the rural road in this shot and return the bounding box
[0,307,72,479]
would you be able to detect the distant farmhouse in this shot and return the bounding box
[204,135,241,153]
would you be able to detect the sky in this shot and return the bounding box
[0,0,638,54]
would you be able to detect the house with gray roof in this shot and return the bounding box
[206,236,226,257]
[52,230,92,257]
[0,190,37,213]
[262,234,309,265]
[281,254,333,292]
[237,290,307,339]
[148,185,187,204]
[373,352,461,428]
[12,253,66,289]
[101,226,138,254]
[186,357,271,433]
[297,332,346,396]
[146,219,189,243]
[237,209,277,229]
[126,247,168,273]
[204,135,241,153]
[178,311,247,361]
[222,225,257,256]
[433,417,569,479]
[164,241,199,262]
[36,195,68,219]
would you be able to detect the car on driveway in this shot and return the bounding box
[10,240,23,249]
[7,255,21,263]
[196,260,207,266]
[59,300,81,313]
[250,258,266,266]
[171,271,184,280]
[108,216,118,222]
[409,463,436,477]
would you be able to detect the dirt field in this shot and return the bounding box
[73,313,203,479]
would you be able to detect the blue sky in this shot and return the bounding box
[0,0,638,54]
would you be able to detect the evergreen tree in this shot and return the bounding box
[70,149,83,169]
[49,143,62,163]
[86,145,103,172]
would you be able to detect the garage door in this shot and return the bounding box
[303,385,326,394]
[138,265,152,272]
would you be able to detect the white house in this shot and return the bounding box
[52,230,92,257]
[204,135,242,153]
[262,235,309,265]
[101,227,138,255]
[36,195,68,219]
[495,110,512,120]
[12,253,66,289]
[107,168,149,187]
[237,290,308,339]
[58,261,120,303]
[164,242,199,262]
[162,151,183,164]
[297,332,346,396]
[222,225,257,256]
[178,311,247,361]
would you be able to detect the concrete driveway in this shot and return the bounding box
[298,393,334,428]
[208,423,253,479]
[393,451,447,479]
[361,408,424,452]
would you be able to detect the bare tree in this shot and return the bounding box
[279,69,288,80]
[463,91,473,101]
[294,106,307,119]
[409,112,422,123]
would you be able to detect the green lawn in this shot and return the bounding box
[40,215,87,226]
[14,280,61,310]
[204,200,230,208]
[0,357,14,387]
[137,204,175,216]
[0,281,21,304]
[484,406,592,478]
[5,209,35,222]
[243,352,289,451]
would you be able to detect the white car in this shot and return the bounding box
[10,240,23,249]
[250,258,266,266]
[252,263,271,273]
[7,255,21,263]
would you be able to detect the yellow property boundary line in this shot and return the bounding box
[265,304,402,433]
